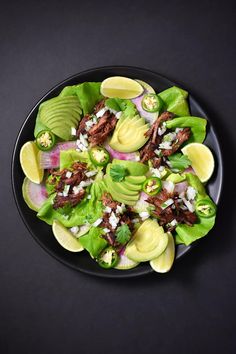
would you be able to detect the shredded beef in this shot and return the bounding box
[101,192,120,210]
[53,189,86,209]
[147,189,197,231]
[88,111,117,146]
[140,111,174,163]
[93,99,105,114]
[76,114,91,136]
[152,157,162,168]
[161,128,191,156]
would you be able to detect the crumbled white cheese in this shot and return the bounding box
[186,186,197,201]
[131,218,140,224]
[183,198,195,212]
[162,180,175,194]
[79,179,93,188]
[87,194,91,200]
[163,132,176,142]
[175,128,184,133]
[85,120,94,131]
[161,198,174,209]
[96,107,107,118]
[115,111,122,119]
[159,141,172,150]
[58,192,63,196]
[116,204,126,215]
[135,154,140,161]
[70,226,79,234]
[103,228,110,233]
[106,107,117,115]
[168,219,178,227]
[154,149,162,156]
[92,116,98,124]
[79,133,88,147]
[73,185,82,195]
[71,127,77,136]
[85,170,98,177]
[150,167,161,178]
[63,185,70,197]
[109,212,120,229]
[65,171,72,178]
[139,211,150,220]
[104,206,112,213]
[93,218,103,227]
[159,166,165,172]
[158,124,167,136]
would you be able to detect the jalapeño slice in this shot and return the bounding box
[195,198,216,218]
[89,146,110,167]
[141,94,163,113]
[97,246,119,269]
[143,177,162,196]
[36,130,56,151]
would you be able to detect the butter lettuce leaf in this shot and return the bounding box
[175,173,216,245]
[60,149,94,170]
[158,86,190,116]
[37,179,107,227]
[59,82,102,114]
[79,227,107,258]
[105,98,137,117]
[166,117,207,143]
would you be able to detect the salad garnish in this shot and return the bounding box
[19,76,217,273]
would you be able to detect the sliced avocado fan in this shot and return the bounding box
[37,96,82,141]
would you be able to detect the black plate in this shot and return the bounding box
[11,66,223,278]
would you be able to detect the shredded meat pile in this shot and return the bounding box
[147,189,197,232]
[161,128,191,156]
[88,111,117,146]
[49,162,88,209]
[76,99,117,146]
[140,111,174,163]
[140,111,191,163]
[100,193,134,247]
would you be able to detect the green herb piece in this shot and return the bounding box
[105,98,137,117]
[168,153,191,171]
[115,224,131,245]
[110,164,129,182]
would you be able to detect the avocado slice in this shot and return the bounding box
[110,114,149,152]
[39,96,82,140]
[104,177,139,205]
[112,159,148,176]
[105,175,138,196]
[125,175,146,184]
[125,219,169,262]
[121,181,142,191]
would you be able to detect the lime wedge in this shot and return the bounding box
[181,143,215,183]
[52,220,84,252]
[101,76,143,99]
[150,233,175,273]
[20,141,44,183]
[135,79,155,93]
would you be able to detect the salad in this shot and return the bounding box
[20,76,217,273]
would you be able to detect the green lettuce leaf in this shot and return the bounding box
[59,149,94,170]
[37,179,107,227]
[59,82,102,114]
[166,117,207,143]
[105,98,137,117]
[175,173,216,246]
[79,227,107,258]
[158,86,190,116]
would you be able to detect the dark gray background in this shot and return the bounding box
[1,1,236,353]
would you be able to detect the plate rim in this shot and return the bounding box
[11,65,223,278]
